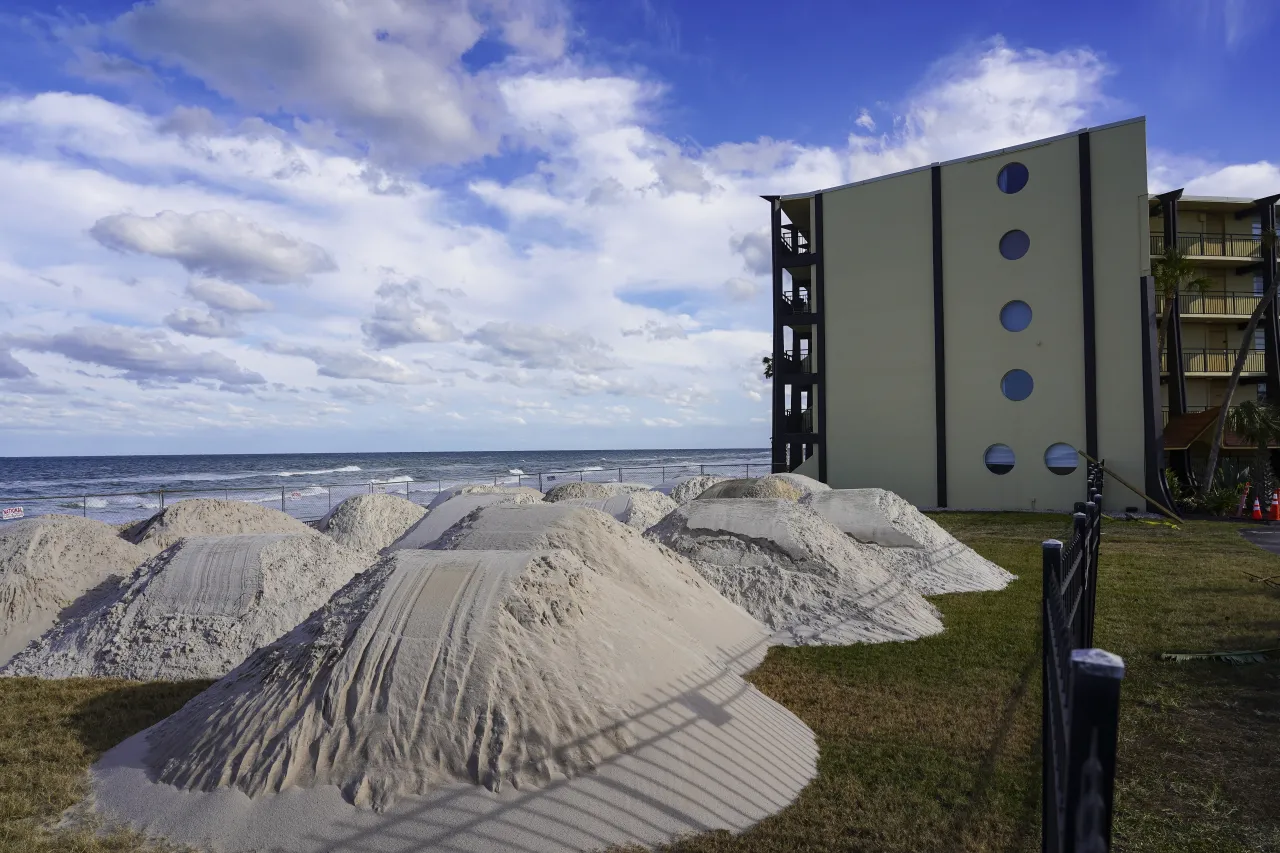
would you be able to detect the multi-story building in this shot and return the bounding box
[765,116,1279,512]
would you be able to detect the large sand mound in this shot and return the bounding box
[761,472,829,499]
[646,499,943,645]
[543,481,653,502]
[319,493,425,554]
[557,490,678,532]
[656,474,730,505]
[0,515,148,666]
[387,492,543,551]
[92,544,817,853]
[426,484,543,510]
[696,477,803,501]
[805,489,1014,594]
[122,498,315,553]
[3,533,368,680]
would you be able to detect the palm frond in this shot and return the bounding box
[1160,648,1279,665]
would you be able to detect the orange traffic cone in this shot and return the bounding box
[1270,491,1279,521]
[1252,497,1263,520]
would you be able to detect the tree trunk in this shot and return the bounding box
[1199,278,1280,496]
[1256,442,1272,514]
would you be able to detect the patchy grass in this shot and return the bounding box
[1,515,1277,852]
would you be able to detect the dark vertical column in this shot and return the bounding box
[814,194,828,484]
[931,166,948,508]
[767,197,785,473]
[1139,275,1173,511]
[1079,133,1099,459]
[1261,202,1280,396]
[1160,190,1188,416]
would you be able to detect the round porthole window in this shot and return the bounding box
[1000,300,1032,332]
[997,162,1029,194]
[1045,443,1079,475]
[1001,369,1033,401]
[999,229,1031,260]
[985,444,1015,475]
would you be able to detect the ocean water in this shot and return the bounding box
[0,448,772,526]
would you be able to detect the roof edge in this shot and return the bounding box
[776,116,1147,202]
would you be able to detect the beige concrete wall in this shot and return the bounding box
[1089,120,1151,510]
[793,451,820,480]
[820,168,937,505]
[939,136,1089,511]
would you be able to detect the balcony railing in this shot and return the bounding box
[783,408,815,434]
[1161,405,1245,427]
[782,290,814,315]
[1161,348,1266,374]
[777,352,815,375]
[1157,292,1263,317]
[780,224,812,255]
[1150,233,1263,259]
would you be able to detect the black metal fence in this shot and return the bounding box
[1042,460,1125,853]
[1150,232,1263,259]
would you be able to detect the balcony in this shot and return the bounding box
[1151,233,1262,260]
[776,352,815,376]
[779,224,813,256]
[1161,348,1266,376]
[783,408,815,434]
[781,290,814,315]
[1157,292,1262,319]
[1161,405,1243,427]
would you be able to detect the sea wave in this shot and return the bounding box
[583,466,604,471]
[277,466,363,477]
[373,475,414,485]
[509,469,525,475]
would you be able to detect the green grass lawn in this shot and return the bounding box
[1,514,1276,852]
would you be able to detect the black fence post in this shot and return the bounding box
[1086,495,1102,648]
[1065,649,1125,853]
[1042,537,1066,853]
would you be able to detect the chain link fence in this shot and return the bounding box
[0,461,783,528]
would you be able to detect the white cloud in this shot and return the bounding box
[723,276,762,302]
[165,307,241,338]
[362,277,462,349]
[467,322,625,372]
[265,342,432,385]
[187,278,273,313]
[89,210,336,283]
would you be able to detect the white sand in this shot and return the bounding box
[0,515,148,666]
[696,478,803,501]
[122,498,315,554]
[3,533,368,680]
[646,499,943,645]
[87,543,816,853]
[543,482,654,502]
[319,493,426,554]
[760,472,829,499]
[556,490,678,532]
[388,492,543,551]
[657,475,729,505]
[427,484,544,510]
[805,489,1015,595]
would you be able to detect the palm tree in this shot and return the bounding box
[1199,227,1280,497]
[1152,246,1213,361]
[762,355,773,379]
[1226,401,1280,512]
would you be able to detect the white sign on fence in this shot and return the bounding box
[2,506,24,521]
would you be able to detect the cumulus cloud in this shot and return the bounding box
[0,350,34,380]
[187,278,273,313]
[89,210,336,284]
[164,308,241,338]
[9,325,265,386]
[158,105,225,138]
[621,319,688,340]
[101,0,569,168]
[266,342,433,385]
[723,277,762,302]
[362,277,463,349]
[730,230,772,276]
[466,322,624,372]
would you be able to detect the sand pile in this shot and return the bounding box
[805,489,1014,594]
[3,533,368,680]
[557,490,678,532]
[426,484,543,510]
[697,477,803,501]
[319,493,426,554]
[0,515,148,666]
[122,498,315,554]
[646,499,943,645]
[89,539,816,852]
[762,472,830,499]
[387,491,543,550]
[543,481,653,502]
[656,474,729,504]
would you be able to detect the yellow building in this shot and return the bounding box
[766,116,1279,512]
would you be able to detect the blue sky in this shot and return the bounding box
[0,0,1276,457]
